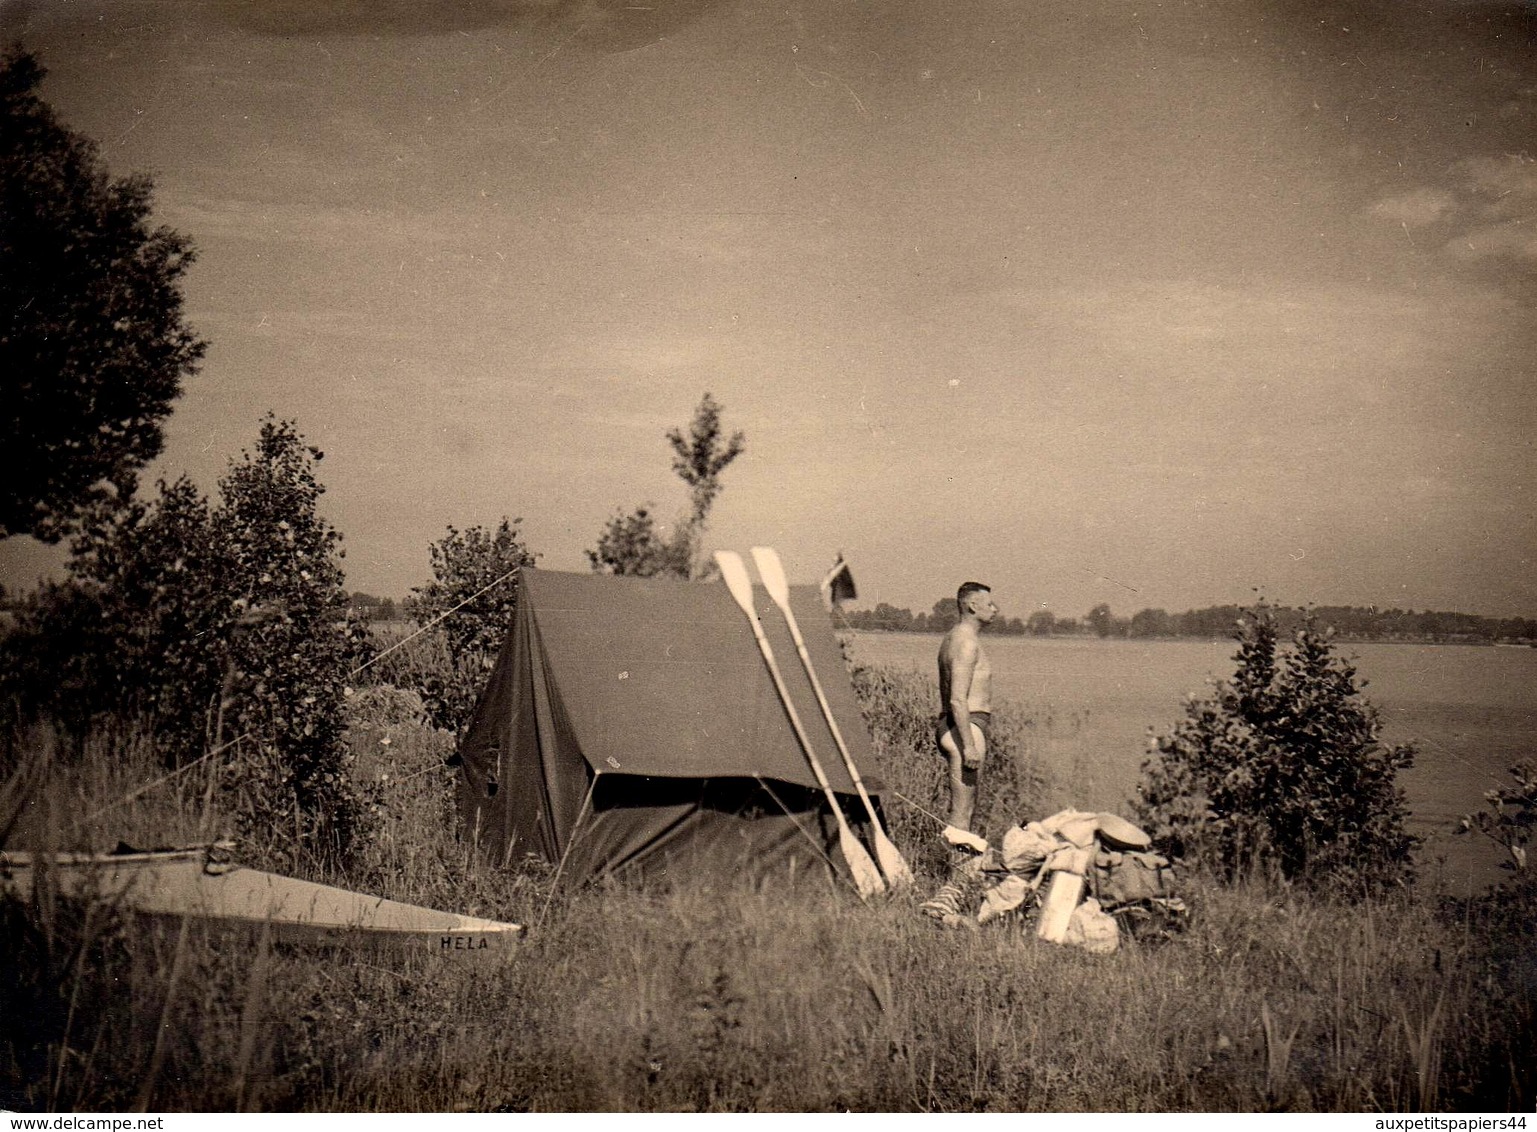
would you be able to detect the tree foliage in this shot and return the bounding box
[587,393,745,579]
[586,506,690,579]
[1085,603,1117,638]
[348,593,399,621]
[1135,607,1418,893]
[667,391,746,533]
[1,418,371,859]
[1460,761,1536,885]
[0,47,206,542]
[407,518,537,733]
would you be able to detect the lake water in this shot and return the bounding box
[847,632,1537,892]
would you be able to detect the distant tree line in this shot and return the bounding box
[347,592,400,621]
[843,599,1537,644]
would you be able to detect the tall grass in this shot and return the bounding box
[1,648,1533,1112]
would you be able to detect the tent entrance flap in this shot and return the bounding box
[562,775,854,880]
[457,568,885,880]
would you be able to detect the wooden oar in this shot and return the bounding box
[714,551,885,900]
[750,546,915,891]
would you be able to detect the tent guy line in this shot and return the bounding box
[348,564,523,679]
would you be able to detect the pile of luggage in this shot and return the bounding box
[920,809,1188,953]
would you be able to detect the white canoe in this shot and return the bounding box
[0,845,525,954]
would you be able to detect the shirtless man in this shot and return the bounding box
[936,581,998,834]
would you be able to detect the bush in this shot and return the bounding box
[404,519,536,734]
[586,392,744,579]
[1458,760,1535,885]
[1135,607,1417,893]
[1,418,372,861]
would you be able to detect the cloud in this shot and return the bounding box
[1446,154,1537,261]
[1366,155,1537,265]
[205,0,731,50]
[1009,279,1455,365]
[1446,222,1537,262]
[1369,187,1457,228]
[1457,153,1537,204]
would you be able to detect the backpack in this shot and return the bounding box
[1090,849,1177,907]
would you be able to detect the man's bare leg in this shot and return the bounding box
[922,726,987,925]
[938,723,986,833]
[948,759,977,832]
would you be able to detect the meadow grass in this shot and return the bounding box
[1,651,1532,1112]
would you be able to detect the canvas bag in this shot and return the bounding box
[1090,849,1177,907]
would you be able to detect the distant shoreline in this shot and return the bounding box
[843,626,1537,648]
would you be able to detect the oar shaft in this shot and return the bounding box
[741,607,852,829]
[719,550,891,904]
[749,547,882,819]
[716,550,883,898]
[746,547,912,889]
[782,618,881,817]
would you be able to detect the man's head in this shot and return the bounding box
[956,581,998,624]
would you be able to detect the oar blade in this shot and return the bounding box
[872,828,915,889]
[749,546,792,612]
[838,823,886,900]
[713,550,755,615]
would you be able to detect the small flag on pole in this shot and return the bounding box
[820,552,857,608]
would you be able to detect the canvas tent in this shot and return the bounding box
[457,567,885,882]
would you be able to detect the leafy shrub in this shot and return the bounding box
[1459,761,1535,890]
[212,420,372,856]
[587,392,744,579]
[1,418,371,860]
[1,478,225,749]
[586,505,692,579]
[404,519,536,734]
[1445,763,1537,1108]
[1136,606,1418,893]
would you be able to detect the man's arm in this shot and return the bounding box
[944,637,981,768]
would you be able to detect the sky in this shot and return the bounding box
[2,0,1534,620]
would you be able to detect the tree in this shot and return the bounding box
[1026,610,1056,636]
[213,419,370,857]
[1,47,206,542]
[348,593,398,621]
[411,519,537,659]
[1128,608,1173,639]
[588,393,745,578]
[849,603,918,632]
[1,417,372,860]
[1135,607,1418,892]
[1082,605,1118,639]
[407,518,537,733]
[667,392,746,547]
[586,506,690,579]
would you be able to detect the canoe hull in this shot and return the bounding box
[0,848,525,954]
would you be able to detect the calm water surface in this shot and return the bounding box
[849,632,1537,891]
